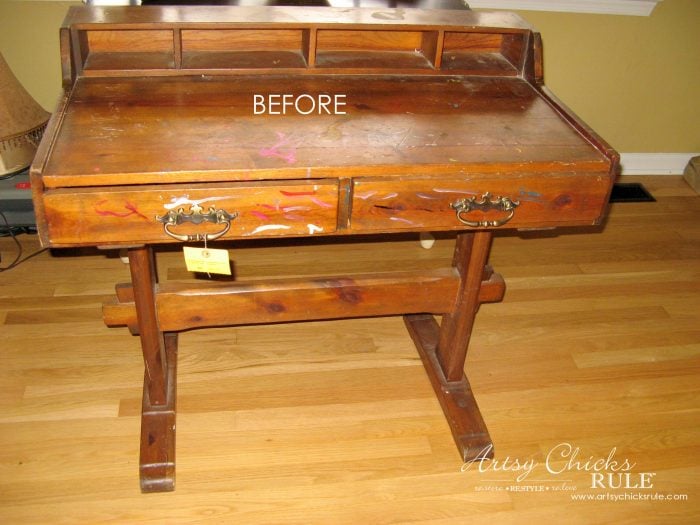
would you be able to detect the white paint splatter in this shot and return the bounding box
[163,195,230,210]
[355,191,377,200]
[250,224,292,235]
[307,224,324,234]
[416,192,439,200]
[389,217,416,225]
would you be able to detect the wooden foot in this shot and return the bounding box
[140,332,178,493]
[405,314,493,462]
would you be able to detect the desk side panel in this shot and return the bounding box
[30,91,72,248]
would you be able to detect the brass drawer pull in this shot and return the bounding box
[156,203,238,242]
[450,193,519,228]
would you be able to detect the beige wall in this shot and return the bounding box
[1,0,698,154]
[511,0,700,153]
[0,2,80,109]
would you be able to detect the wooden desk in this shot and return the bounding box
[31,5,618,492]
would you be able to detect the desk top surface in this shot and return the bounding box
[42,74,608,188]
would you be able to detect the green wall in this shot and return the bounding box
[1,0,698,153]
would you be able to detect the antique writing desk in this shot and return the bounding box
[31,6,618,492]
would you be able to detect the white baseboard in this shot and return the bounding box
[619,153,698,176]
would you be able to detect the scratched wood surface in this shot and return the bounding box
[0,175,698,523]
[40,75,607,187]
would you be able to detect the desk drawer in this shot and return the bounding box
[350,174,611,231]
[42,180,338,246]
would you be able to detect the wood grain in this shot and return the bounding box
[1,175,698,522]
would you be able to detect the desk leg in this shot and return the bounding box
[128,246,177,492]
[405,231,494,462]
[139,332,177,493]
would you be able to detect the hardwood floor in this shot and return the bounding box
[0,176,698,524]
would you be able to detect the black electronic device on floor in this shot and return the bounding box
[0,168,36,231]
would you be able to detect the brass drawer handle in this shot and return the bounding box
[450,193,520,228]
[156,203,238,242]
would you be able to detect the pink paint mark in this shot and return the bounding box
[311,197,333,209]
[283,213,305,221]
[250,211,271,221]
[125,201,149,220]
[259,132,297,164]
[282,205,311,212]
[95,200,148,221]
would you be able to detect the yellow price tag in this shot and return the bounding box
[183,246,231,275]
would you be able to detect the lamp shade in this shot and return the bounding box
[0,53,50,176]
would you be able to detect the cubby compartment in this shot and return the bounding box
[181,29,309,69]
[81,30,175,70]
[315,29,438,69]
[440,31,524,75]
